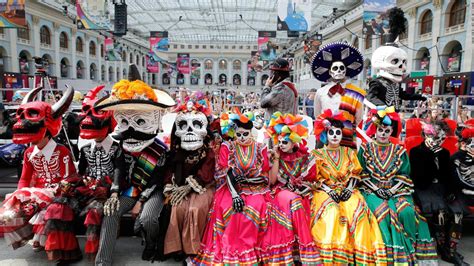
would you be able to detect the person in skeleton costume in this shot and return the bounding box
[0,86,75,253]
[194,110,270,265]
[358,107,437,264]
[367,8,426,111]
[260,58,298,121]
[75,85,125,261]
[312,42,365,148]
[261,112,320,265]
[446,120,474,265]
[161,97,216,260]
[306,109,386,265]
[94,65,176,265]
[409,121,457,262]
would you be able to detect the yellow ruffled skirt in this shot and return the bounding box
[310,190,387,265]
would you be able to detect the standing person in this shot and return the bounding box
[260,58,298,121]
[307,110,387,265]
[0,87,76,255]
[358,108,438,264]
[262,112,320,265]
[193,110,270,265]
[311,42,365,148]
[94,65,176,265]
[305,89,316,119]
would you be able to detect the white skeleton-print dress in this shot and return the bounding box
[451,150,474,211]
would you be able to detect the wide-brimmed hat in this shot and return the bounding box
[311,42,364,82]
[95,64,175,111]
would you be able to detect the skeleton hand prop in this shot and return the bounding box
[232,196,245,212]
[170,185,192,206]
[186,176,206,194]
[104,193,120,216]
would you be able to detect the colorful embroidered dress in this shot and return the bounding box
[307,146,387,265]
[194,140,269,265]
[358,142,438,264]
[261,147,321,265]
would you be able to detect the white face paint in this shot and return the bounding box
[372,46,408,83]
[425,127,446,149]
[466,138,474,155]
[376,124,393,144]
[113,110,160,153]
[235,127,252,146]
[329,61,346,81]
[174,112,208,151]
[327,126,342,147]
[278,136,295,153]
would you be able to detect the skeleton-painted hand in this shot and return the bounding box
[339,188,353,201]
[232,196,245,212]
[104,193,120,216]
[170,185,192,206]
[375,188,389,200]
[326,190,340,203]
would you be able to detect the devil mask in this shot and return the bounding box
[79,85,116,140]
[13,86,74,144]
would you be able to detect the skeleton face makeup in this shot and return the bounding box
[425,127,446,150]
[327,126,342,147]
[235,127,252,146]
[329,61,346,81]
[278,136,295,153]
[372,46,408,83]
[175,112,208,151]
[112,110,160,153]
[376,125,393,144]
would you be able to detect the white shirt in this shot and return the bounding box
[90,135,115,154]
[29,138,57,163]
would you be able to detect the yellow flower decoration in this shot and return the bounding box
[111,79,157,102]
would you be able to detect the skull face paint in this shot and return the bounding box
[327,126,342,147]
[376,124,393,144]
[372,46,408,83]
[112,110,160,153]
[175,112,208,151]
[278,136,295,153]
[235,127,252,146]
[329,61,346,82]
[425,126,446,150]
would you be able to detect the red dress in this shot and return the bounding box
[0,140,75,250]
[194,141,270,265]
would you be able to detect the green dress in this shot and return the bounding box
[357,142,438,265]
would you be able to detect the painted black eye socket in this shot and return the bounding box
[121,119,128,126]
[332,66,339,71]
[280,140,289,145]
[329,129,341,136]
[27,109,40,118]
[193,120,203,129]
[136,118,146,126]
[384,129,391,134]
[391,58,400,64]
[178,120,187,130]
[339,65,345,71]
[243,132,249,137]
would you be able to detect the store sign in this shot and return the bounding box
[447,56,461,72]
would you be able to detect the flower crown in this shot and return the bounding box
[366,106,401,137]
[111,80,157,102]
[220,108,254,138]
[314,109,346,144]
[266,112,308,144]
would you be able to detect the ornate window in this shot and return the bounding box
[449,0,466,27]
[420,11,433,34]
[40,26,51,45]
[59,32,68,49]
[76,37,84,53]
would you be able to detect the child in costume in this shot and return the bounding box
[75,85,125,261]
[311,42,365,148]
[435,121,474,265]
[0,86,76,256]
[161,96,216,260]
[94,65,176,265]
[358,107,438,264]
[307,109,386,265]
[409,120,463,264]
[194,110,270,265]
[262,112,320,265]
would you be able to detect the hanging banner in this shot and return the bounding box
[150,31,169,52]
[258,31,277,68]
[104,37,122,61]
[191,61,201,78]
[249,51,261,74]
[447,55,461,72]
[277,0,311,32]
[146,53,159,73]
[76,0,112,30]
[422,75,434,95]
[303,34,323,64]
[177,53,190,74]
[0,0,27,28]
[363,0,394,37]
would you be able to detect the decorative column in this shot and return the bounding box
[53,22,61,78]
[241,58,247,90]
[32,15,40,57]
[406,7,417,74]
[71,27,77,79]
[431,0,443,76]
[9,28,18,72]
[85,35,91,80]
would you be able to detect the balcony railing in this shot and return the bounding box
[419,32,432,41]
[445,24,465,34]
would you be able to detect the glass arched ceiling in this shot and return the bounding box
[126,0,360,44]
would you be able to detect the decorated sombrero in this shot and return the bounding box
[96,64,175,111]
[311,42,364,82]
